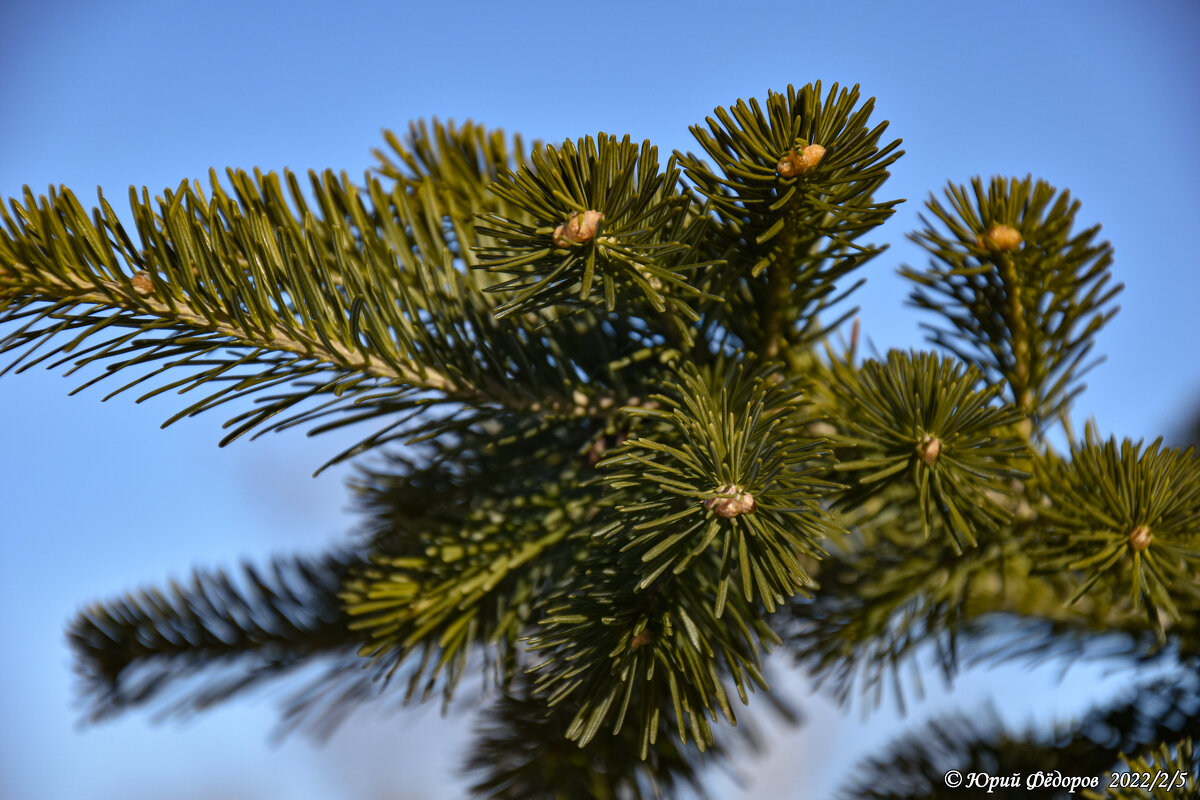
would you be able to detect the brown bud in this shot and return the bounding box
[585,431,628,468]
[976,224,1023,252]
[630,630,653,651]
[553,210,604,247]
[776,144,826,177]
[702,484,757,518]
[1129,524,1152,551]
[131,271,154,296]
[586,438,605,467]
[917,435,942,467]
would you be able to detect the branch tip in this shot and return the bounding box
[553,210,604,247]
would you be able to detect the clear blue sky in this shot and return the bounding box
[2,1,1198,798]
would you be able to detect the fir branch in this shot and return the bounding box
[903,176,1122,438]
[2,176,465,391]
[69,551,370,734]
[465,674,729,800]
[475,134,715,323]
[841,677,1200,800]
[339,412,616,706]
[782,487,1165,712]
[682,82,903,278]
[372,118,530,214]
[822,349,1029,551]
[679,82,903,360]
[1083,738,1200,800]
[521,360,833,756]
[13,83,1189,798]
[599,358,840,611]
[1030,426,1200,628]
[0,160,645,468]
[784,516,1005,709]
[527,550,778,756]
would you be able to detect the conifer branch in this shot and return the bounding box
[1085,738,1200,800]
[6,260,453,393]
[7,82,1189,797]
[785,526,1166,711]
[904,176,1121,438]
[820,350,1029,551]
[68,551,372,735]
[679,82,903,360]
[337,411,621,706]
[527,552,778,756]
[841,678,1200,800]
[0,149,646,469]
[465,674,732,800]
[599,359,840,610]
[1030,427,1200,629]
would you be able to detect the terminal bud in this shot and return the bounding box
[976,224,1023,251]
[776,144,825,177]
[917,435,942,466]
[553,210,604,247]
[703,484,757,518]
[1129,524,1152,551]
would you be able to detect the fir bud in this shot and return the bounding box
[703,484,757,518]
[131,271,154,296]
[976,224,1023,251]
[629,630,653,651]
[1129,524,1152,551]
[586,431,628,467]
[776,144,826,177]
[917,435,942,466]
[552,210,604,247]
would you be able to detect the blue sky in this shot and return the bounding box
[1,1,1198,798]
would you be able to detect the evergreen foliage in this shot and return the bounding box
[3,81,1199,797]
[842,679,1200,800]
[902,176,1120,437]
[1033,429,1200,628]
[823,349,1028,551]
